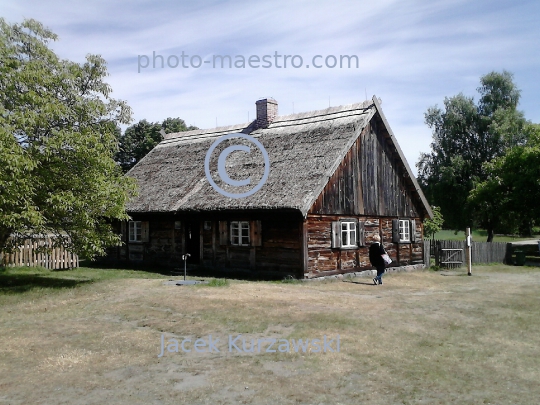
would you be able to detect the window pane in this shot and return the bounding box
[241,225,249,237]
[230,221,250,245]
[341,221,357,247]
[399,220,410,241]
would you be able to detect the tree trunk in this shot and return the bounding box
[486,227,494,242]
[0,228,11,253]
[0,228,12,266]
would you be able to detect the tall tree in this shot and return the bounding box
[469,123,540,236]
[417,71,528,241]
[116,117,197,172]
[0,18,136,258]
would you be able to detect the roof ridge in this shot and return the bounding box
[274,100,373,123]
[161,99,374,144]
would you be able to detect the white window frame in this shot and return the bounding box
[230,221,250,246]
[399,219,410,243]
[129,221,142,242]
[341,221,357,248]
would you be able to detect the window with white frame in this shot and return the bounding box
[341,221,357,248]
[399,219,410,242]
[230,221,250,246]
[129,221,142,242]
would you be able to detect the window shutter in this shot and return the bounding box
[410,219,416,242]
[141,221,150,242]
[120,221,127,242]
[331,221,341,248]
[219,221,228,246]
[357,221,365,246]
[392,219,400,243]
[250,220,262,247]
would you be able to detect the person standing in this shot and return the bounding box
[369,234,386,285]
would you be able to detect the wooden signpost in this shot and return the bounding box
[466,228,472,276]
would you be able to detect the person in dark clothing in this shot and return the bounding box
[369,234,386,285]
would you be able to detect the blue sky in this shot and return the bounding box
[2,0,539,174]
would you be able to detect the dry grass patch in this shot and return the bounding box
[1,265,539,404]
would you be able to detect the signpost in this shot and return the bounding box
[466,228,472,276]
[182,253,191,281]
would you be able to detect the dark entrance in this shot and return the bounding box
[184,221,200,263]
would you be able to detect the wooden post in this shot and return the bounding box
[466,228,472,276]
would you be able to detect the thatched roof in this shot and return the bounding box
[126,96,432,218]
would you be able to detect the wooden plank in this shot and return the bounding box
[301,219,308,277]
[199,221,204,261]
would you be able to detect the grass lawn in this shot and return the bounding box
[433,229,540,242]
[1,264,539,404]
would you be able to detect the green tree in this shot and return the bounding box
[116,117,197,172]
[0,18,136,259]
[469,123,540,236]
[423,206,444,239]
[417,71,528,241]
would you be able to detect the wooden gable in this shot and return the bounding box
[309,114,422,218]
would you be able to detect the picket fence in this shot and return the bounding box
[0,236,79,269]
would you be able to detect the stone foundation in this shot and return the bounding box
[301,264,426,282]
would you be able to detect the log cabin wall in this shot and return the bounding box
[200,213,302,276]
[113,211,303,277]
[305,214,424,277]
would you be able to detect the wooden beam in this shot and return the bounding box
[301,219,308,278]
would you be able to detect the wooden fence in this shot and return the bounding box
[426,239,507,268]
[0,236,79,269]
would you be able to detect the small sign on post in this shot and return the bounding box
[182,253,191,281]
[466,228,472,276]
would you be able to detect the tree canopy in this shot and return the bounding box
[417,71,530,241]
[468,123,540,236]
[0,18,136,258]
[116,117,197,172]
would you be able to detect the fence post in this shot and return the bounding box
[466,228,472,276]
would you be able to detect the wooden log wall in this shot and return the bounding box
[114,212,303,277]
[306,214,424,277]
[203,216,301,274]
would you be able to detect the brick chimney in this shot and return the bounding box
[255,98,278,128]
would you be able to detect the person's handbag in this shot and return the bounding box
[382,253,392,264]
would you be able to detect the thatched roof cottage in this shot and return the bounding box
[114,96,433,278]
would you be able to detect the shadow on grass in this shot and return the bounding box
[342,279,378,286]
[0,274,93,294]
[82,260,177,277]
[88,260,300,282]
